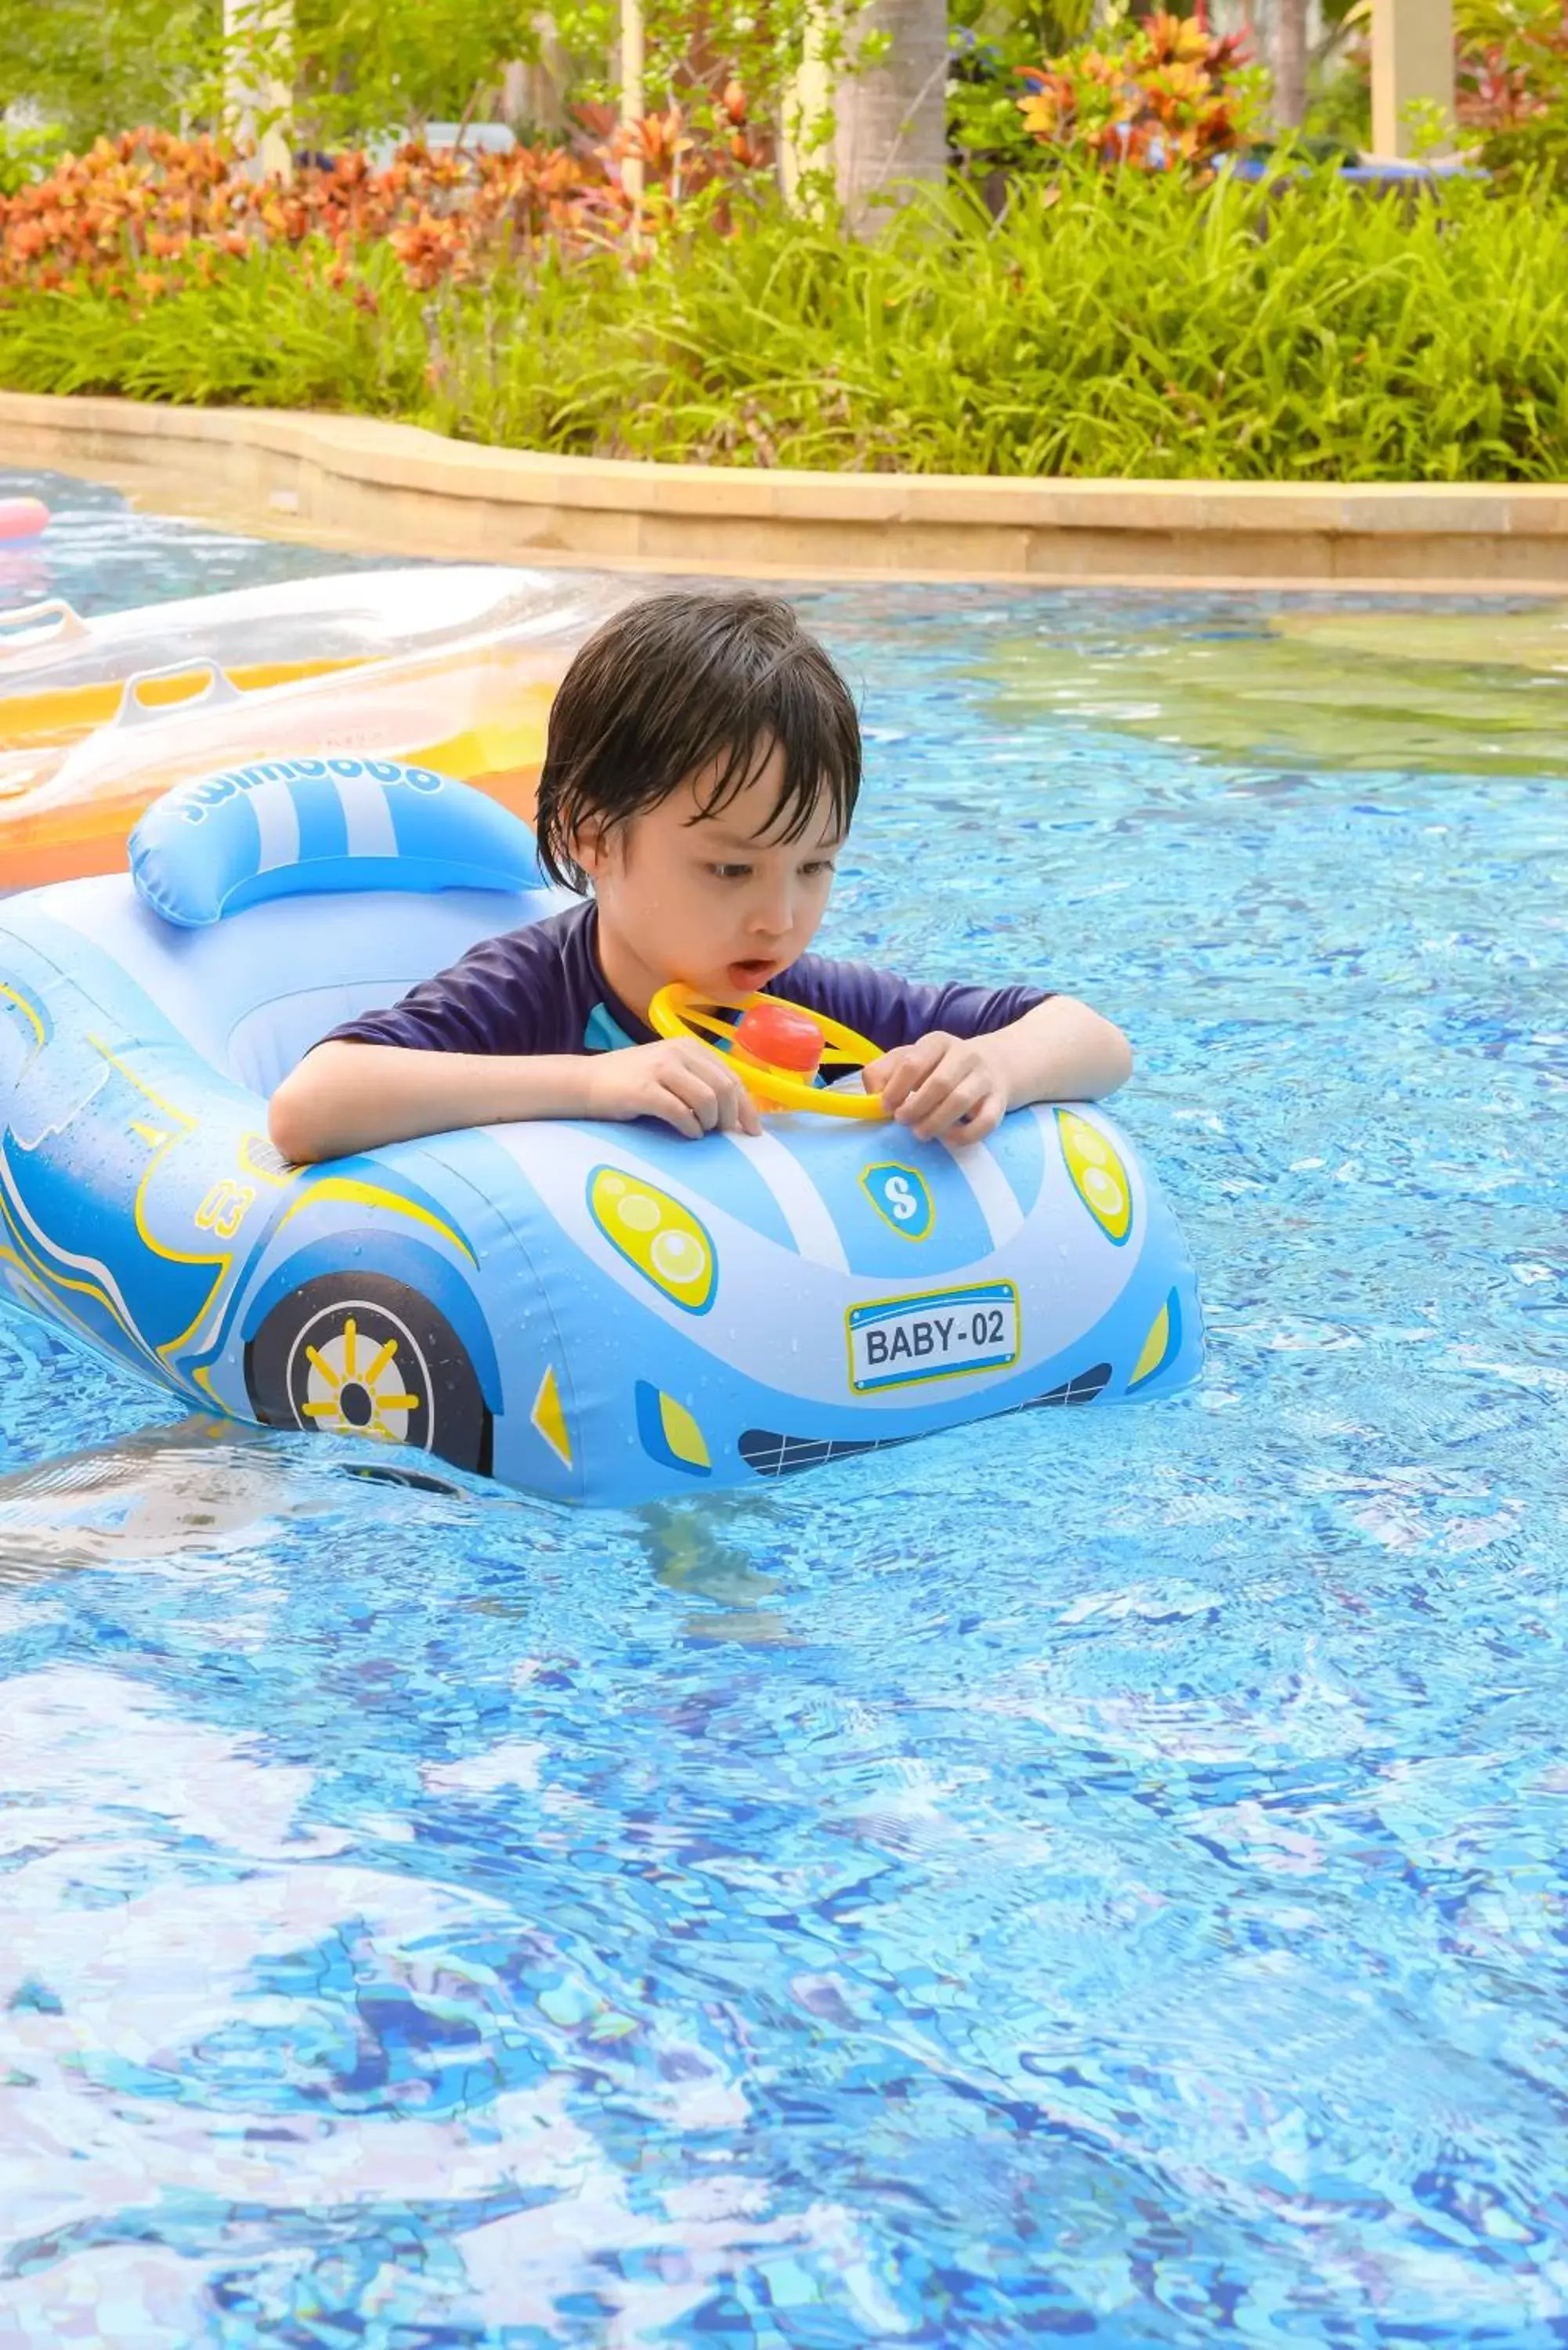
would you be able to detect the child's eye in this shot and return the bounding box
[707,863,752,881]
[800,859,836,878]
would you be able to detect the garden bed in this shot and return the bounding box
[4,136,1568,486]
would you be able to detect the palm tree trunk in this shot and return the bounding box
[833,0,949,226]
[223,0,293,178]
[1274,0,1308,128]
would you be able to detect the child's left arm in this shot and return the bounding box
[865,996,1132,1147]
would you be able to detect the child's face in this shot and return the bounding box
[576,741,844,1012]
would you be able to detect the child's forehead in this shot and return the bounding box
[687,804,844,849]
[676,772,844,849]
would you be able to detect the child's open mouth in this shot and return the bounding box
[726,959,777,992]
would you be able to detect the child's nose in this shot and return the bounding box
[747,883,795,938]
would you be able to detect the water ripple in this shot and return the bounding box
[2,502,1566,2345]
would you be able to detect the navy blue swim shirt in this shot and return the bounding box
[324,903,1050,1061]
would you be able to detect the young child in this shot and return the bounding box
[267,591,1131,1166]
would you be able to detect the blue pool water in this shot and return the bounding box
[2,472,1566,2346]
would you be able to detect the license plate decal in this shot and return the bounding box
[845,1281,1021,1394]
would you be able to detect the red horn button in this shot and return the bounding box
[734,1000,824,1079]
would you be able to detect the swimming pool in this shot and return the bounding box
[2,469,1565,2346]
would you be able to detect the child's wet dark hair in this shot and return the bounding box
[534,590,862,891]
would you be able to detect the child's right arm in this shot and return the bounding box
[268,1038,761,1166]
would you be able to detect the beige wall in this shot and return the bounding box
[3,392,1565,592]
[1371,0,1457,157]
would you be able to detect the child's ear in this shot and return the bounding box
[570,818,611,881]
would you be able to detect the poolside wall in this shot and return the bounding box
[4,391,1568,591]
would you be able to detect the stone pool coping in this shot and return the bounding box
[3,388,1567,591]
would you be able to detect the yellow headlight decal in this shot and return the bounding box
[1056,1109,1133,1246]
[588,1166,717,1315]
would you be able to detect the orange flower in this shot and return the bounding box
[0,112,765,297]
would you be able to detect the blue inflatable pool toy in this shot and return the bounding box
[0,758,1203,1503]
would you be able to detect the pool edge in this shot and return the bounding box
[4,390,1568,593]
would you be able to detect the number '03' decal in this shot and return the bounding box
[195,1179,255,1239]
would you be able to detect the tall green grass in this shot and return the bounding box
[5,168,1568,479]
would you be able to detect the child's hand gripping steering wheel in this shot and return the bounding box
[648,985,888,1121]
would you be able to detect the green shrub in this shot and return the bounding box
[0,244,423,408]
[1014,13,1268,171]
[1456,0,1568,188]
[0,125,67,198]
[4,164,1568,480]
[0,0,214,157]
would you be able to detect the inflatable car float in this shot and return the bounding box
[0,761,1202,1504]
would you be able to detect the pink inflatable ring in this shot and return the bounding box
[0,498,49,540]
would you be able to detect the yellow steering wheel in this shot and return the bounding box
[648,984,887,1120]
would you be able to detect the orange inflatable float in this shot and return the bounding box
[0,567,634,891]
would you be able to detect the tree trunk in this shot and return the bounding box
[1273,0,1308,128]
[223,0,293,179]
[500,19,571,138]
[833,0,949,226]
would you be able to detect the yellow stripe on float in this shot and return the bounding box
[274,1176,476,1266]
[531,1365,572,1469]
[0,983,45,1059]
[659,1392,710,1471]
[1129,1302,1171,1388]
[190,1365,238,1413]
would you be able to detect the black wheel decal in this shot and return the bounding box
[244,1272,492,1476]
